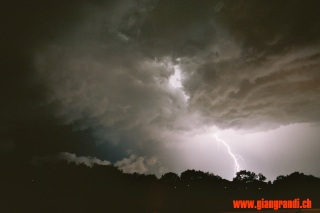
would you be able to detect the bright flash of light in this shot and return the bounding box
[214,134,243,176]
[169,65,183,88]
[169,63,189,101]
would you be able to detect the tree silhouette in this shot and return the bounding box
[1,161,319,212]
[161,172,180,184]
[258,173,266,182]
[233,170,258,184]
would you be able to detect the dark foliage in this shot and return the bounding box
[1,161,319,212]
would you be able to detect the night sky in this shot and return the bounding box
[2,0,320,180]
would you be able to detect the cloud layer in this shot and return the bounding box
[59,152,111,167]
[35,0,320,133]
[2,0,320,179]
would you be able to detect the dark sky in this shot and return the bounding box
[1,0,320,180]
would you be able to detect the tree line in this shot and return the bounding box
[1,160,319,212]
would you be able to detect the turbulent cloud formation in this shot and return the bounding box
[2,0,320,179]
[183,45,320,130]
[35,0,320,133]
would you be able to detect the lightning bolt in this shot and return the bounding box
[214,134,244,176]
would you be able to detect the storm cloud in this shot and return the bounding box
[2,0,320,179]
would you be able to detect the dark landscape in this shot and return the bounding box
[1,160,319,212]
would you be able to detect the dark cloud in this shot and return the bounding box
[178,0,320,129]
[183,45,320,129]
[2,0,320,178]
[0,0,121,159]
